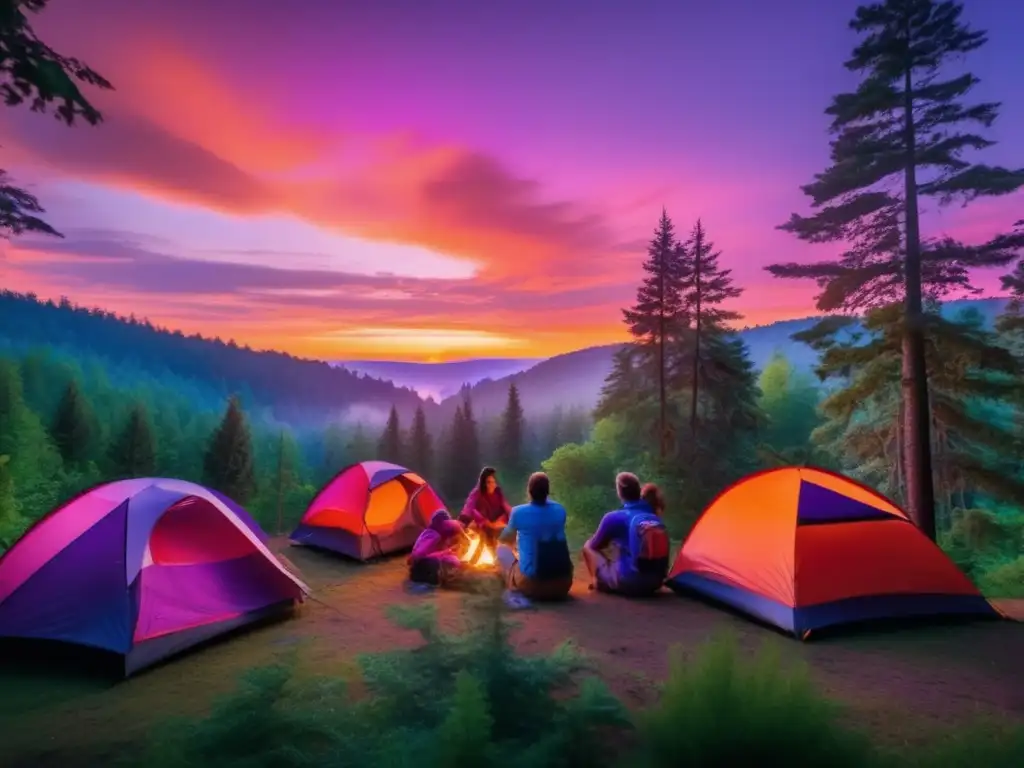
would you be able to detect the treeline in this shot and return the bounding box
[0,347,588,549]
[0,291,427,422]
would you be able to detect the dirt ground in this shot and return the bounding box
[2,538,1023,764]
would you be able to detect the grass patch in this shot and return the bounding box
[632,632,871,767]
[112,591,1024,768]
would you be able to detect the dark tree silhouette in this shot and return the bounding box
[51,379,92,466]
[764,0,1024,539]
[619,209,688,457]
[377,405,403,465]
[679,219,742,441]
[202,396,256,504]
[107,402,156,478]
[408,404,432,475]
[497,382,525,477]
[1,0,113,238]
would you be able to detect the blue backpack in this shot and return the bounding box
[627,510,670,576]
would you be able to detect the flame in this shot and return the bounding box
[461,529,497,568]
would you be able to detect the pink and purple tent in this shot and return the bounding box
[0,478,309,676]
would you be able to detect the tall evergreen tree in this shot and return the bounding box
[51,379,93,467]
[679,219,742,440]
[202,395,256,504]
[107,402,156,478]
[620,209,689,457]
[442,404,468,500]
[377,404,403,465]
[347,423,374,461]
[460,388,481,474]
[321,422,348,482]
[498,382,526,478]
[765,0,1024,539]
[408,404,432,475]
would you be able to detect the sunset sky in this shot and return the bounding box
[2,0,1022,362]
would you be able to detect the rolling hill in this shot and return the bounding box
[434,297,1011,420]
[0,291,431,426]
[340,358,542,401]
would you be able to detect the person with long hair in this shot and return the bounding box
[459,466,512,556]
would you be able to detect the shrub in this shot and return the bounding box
[631,632,871,767]
[132,588,628,768]
[978,556,1024,598]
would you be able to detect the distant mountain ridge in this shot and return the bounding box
[339,357,542,401]
[428,297,1011,420]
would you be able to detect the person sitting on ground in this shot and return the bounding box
[496,472,574,602]
[459,466,512,555]
[582,473,671,597]
[408,509,471,587]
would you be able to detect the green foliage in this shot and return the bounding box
[407,404,432,476]
[50,378,94,466]
[542,418,632,536]
[633,632,871,767]
[202,395,257,504]
[133,592,626,768]
[107,402,157,478]
[377,405,403,465]
[497,382,526,479]
[441,392,482,501]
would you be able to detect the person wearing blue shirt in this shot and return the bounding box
[497,472,574,601]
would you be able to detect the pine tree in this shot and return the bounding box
[498,383,525,478]
[347,423,374,461]
[408,405,432,475]
[51,379,93,467]
[321,422,348,483]
[678,219,743,440]
[442,404,468,500]
[765,1,1024,540]
[460,388,481,474]
[377,405,403,465]
[202,395,256,504]
[797,304,1024,525]
[619,209,689,457]
[107,402,156,478]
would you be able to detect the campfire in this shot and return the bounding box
[461,528,497,568]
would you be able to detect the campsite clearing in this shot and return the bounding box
[1,538,1022,766]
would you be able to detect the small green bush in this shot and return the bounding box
[631,632,871,767]
[978,555,1024,598]
[133,589,627,768]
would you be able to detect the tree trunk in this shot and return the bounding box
[658,256,667,459]
[690,224,703,443]
[275,430,285,535]
[900,38,937,541]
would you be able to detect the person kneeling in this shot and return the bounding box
[582,473,670,597]
[408,509,471,587]
[496,472,574,602]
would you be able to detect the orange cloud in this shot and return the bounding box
[0,33,626,292]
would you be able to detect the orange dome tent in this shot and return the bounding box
[290,461,445,560]
[666,466,1001,637]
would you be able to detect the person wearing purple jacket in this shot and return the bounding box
[408,509,471,587]
[459,466,512,556]
[582,472,671,597]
